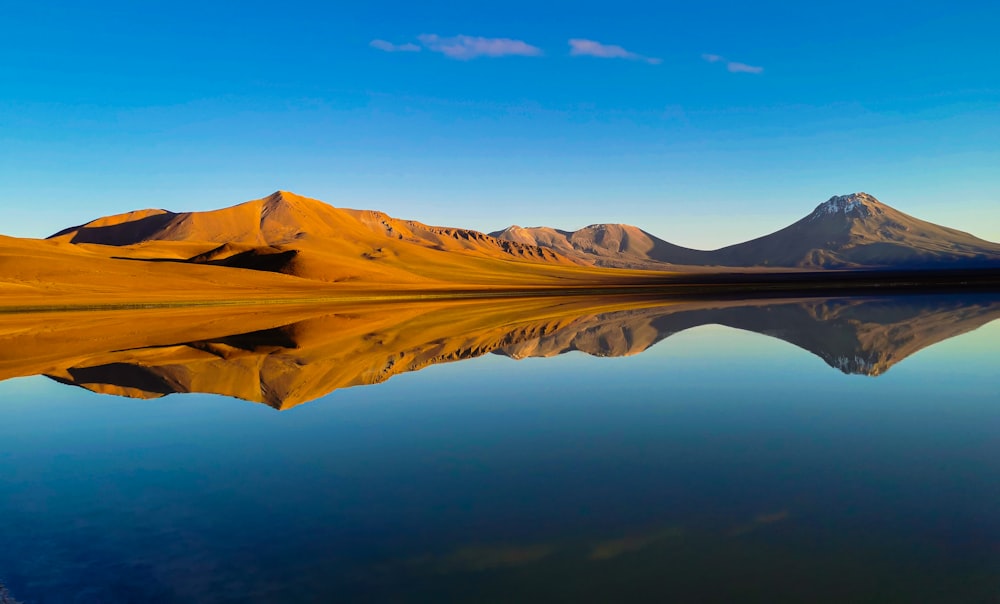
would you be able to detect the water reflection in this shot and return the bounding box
[1,294,999,603]
[1,293,997,408]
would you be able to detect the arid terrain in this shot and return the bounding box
[2,191,999,310]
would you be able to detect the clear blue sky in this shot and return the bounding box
[2,0,999,248]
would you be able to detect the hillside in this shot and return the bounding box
[491,223,709,269]
[0,192,660,308]
[0,233,336,308]
[49,191,595,285]
[710,193,1000,267]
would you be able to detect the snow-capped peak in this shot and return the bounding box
[810,193,880,220]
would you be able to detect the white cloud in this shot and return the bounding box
[417,34,542,60]
[370,39,421,53]
[702,53,763,74]
[727,61,764,74]
[569,39,661,64]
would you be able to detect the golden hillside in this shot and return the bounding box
[2,192,662,308]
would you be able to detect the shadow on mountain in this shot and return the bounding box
[1,294,996,409]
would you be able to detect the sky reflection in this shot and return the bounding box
[0,299,997,602]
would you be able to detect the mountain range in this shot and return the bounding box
[491,192,1000,269]
[1,190,998,307]
[2,294,996,408]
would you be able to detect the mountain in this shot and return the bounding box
[709,193,1000,267]
[54,190,1000,276]
[491,223,708,269]
[1,192,659,308]
[48,190,594,285]
[2,190,998,310]
[3,294,997,408]
[492,193,1000,269]
[50,191,564,264]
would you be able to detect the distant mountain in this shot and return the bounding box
[492,193,1000,269]
[491,223,706,269]
[709,193,1000,268]
[3,294,996,408]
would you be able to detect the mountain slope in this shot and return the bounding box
[491,223,710,269]
[0,233,335,307]
[493,193,1000,269]
[50,190,569,263]
[46,191,650,288]
[709,193,1000,267]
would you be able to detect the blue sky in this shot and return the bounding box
[2,0,999,248]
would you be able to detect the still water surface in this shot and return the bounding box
[0,294,998,602]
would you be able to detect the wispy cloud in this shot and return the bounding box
[417,34,542,60]
[569,39,661,65]
[370,39,421,53]
[726,61,763,74]
[702,53,763,74]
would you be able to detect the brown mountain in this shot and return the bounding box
[50,191,569,265]
[2,192,661,308]
[492,193,1000,269]
[2,294,996,409]
[47,190,601,285]
[491,223,706,270]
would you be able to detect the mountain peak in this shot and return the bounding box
[257,191,340,223]
[810,192,882,220]
[262,190,317,207]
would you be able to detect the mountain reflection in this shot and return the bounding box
[1,293,997,408]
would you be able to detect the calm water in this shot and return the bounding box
[1,294,998,603]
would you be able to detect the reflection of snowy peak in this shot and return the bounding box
[826,354,884,376]
[493,295,1000,377]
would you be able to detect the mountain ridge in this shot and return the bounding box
[49,191,1000,272]
[1,190,998,310]
[46,191,633,289]
[491,192,1000,269]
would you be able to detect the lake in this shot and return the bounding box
[1,293,998,602]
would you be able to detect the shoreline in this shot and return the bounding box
[2,268,998,314]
